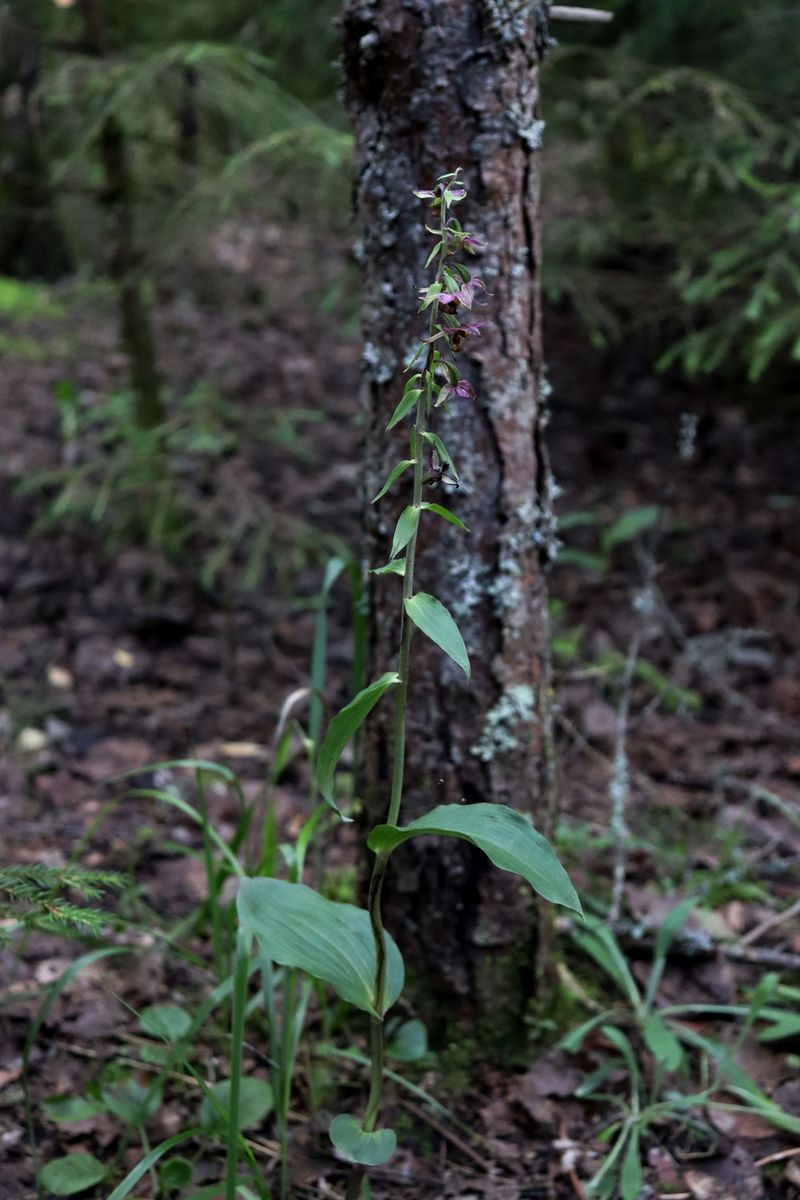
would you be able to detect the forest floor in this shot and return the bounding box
[1,226,799,1200]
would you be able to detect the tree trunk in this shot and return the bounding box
[342,0,557,1052]
[80,0,163,429]
[0,2,72,278]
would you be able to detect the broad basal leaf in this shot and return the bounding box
[200,1077,273,1131]
[40,1154,106,1196]
[139,1004,192,1042]
[404,592,470,678]
[317,672,400,815]
[237,877,404,1016]
[329,1114,397,1166]
[369,803,581,912]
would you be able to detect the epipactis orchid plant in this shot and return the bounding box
[234,169,581,1198]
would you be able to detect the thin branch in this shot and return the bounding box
[550,6,614,23]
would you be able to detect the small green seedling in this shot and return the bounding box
[562,908,800,1198]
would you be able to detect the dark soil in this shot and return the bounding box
[1,229,798,1200]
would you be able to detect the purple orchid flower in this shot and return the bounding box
[463,233,486,252]
[445,320,485,351]
[435,377,477,408]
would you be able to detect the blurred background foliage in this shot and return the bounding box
[544,0,800,384]
[1,0,797,383]
[0,0,797,580]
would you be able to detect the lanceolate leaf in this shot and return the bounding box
[387,389,422,431]
[372,459,415,503]
[368,803,581,912]
[329,1114,397,1166]
[643,1014,683,1071]
[421,502,469,531]
[620,1129,643,1200]
[317,672,400,814]
[391,506,420,559]
[602,505,660,554]
[237,878,404,1016]
[404,592,470,678]
[421,430,458,480]
[371,559,405,577]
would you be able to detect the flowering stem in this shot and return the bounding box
[348,192,452,1198]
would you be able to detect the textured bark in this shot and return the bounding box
[0,3,72,278]
[80,0,163,430]
[342,0,557,1048]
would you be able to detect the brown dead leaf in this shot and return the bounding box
[709,1107,777,1140]
[516,1050,582,1128]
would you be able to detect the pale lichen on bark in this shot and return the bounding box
[343,0,557,1040]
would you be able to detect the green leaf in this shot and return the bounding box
[107,1130,202,1200]
[602,1026,640,1086]
[371,559,405,577]
[560,1011,611,1054]
[556,548,609,572]
[139,1044,169,1065]
[620,1129,642,1200]
[42,1095,106,1123]
[237,877,404,1016]
[372,459,415,503]
[158,1157,193,1192]
[387,390,422,431]
[404,592,470,679]
[391,506,420,559]
[40,1154,106,1196]
[759,1009,800,1042]
[570,918,641,1007]
[316,672,400,815]
[557,510,599,531]
[368,803,581,912]
[101,1079,162,1124]
[139,1004,192,1042]
[601,505,661,554]
[329,1115,397,1166]
[646,897,697,1008]
[386,1018,428,1062]
[642,1015,684,1071]
[200,1077,272,1131]
[421,430,458,480]
[420,502,469,531]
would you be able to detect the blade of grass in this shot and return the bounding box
[197,769,225,981]
[227,929,251,1200]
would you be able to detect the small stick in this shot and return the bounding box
[608,628,640,923]
[550,5,613,22]
[739,895,800,948]
[754,1146,800,1168]
[399,1100,490,1170]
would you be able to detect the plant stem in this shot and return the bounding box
[348,196,451,1200]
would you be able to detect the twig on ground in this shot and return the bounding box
[558,917,800,971]
[739,895,800,948]
[754,1146,800,1168]
[398,1100,491,1171]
